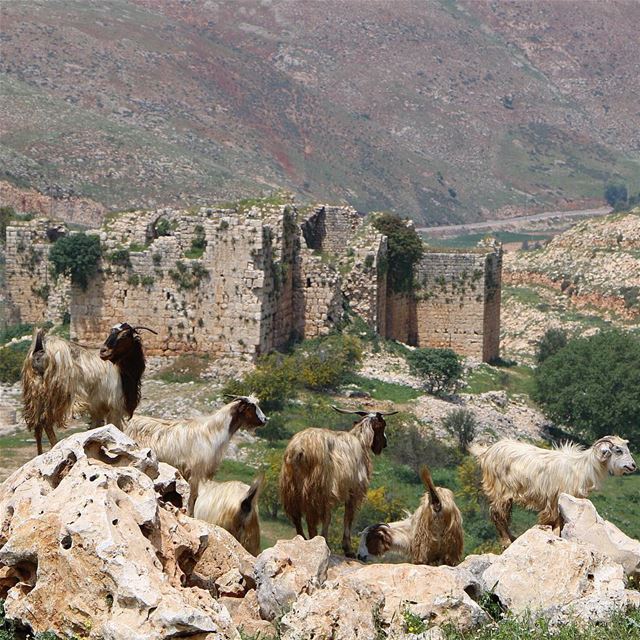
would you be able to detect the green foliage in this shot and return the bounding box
[402,606,427,634]
[442,408,478,453]
[407,347,462,395]
[154,355,210,383]
[0,323,33,344]
[0,341,29,383]
[534,330,640,447]
[169,261,209,290]
[108,248,131,268]
[48,233,101,289]
[155,217,171,236]
[621,286,640,309]
[535,327,568,363]
[372,212,424,292]
[126,273,140,286]
[259,449,283,519]
[0,206,16,243]
[604,182,628,208]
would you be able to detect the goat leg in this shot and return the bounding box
[35,424,43,456]
[44,424,58,450]
[490,499,515,547]
[342,500,357,557]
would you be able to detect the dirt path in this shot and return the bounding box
[417,206,612,235]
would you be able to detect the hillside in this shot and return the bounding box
[1,0,639,224]
[500,207,640,361]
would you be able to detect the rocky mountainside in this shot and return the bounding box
[501,208,640,361]
[1,0,639,224]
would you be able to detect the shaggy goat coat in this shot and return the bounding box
[194,475,263,556]
[358,466,463,566]
[124,397,266,512]
[279,413,387,555]
[474,436,637,544]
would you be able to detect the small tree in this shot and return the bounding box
[407,347,462,395]
[442,408,478,453]
[49,233,101,289]
[604,182,628,208]
[535,327,568,363]
[259,450,283,519]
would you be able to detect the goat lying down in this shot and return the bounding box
[124,395,267,514]
[474,436,637,546]
[194,474,264,556]
[358,466,464,566]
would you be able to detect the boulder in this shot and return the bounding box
[0,426,239,640]
[154,461,191,510]
[457,553,499,591]
[333,563,488,634]
[254,535,330,621]
[559,493,640,579]
[220,590,276,639]
[279,580,384,640]
[482,526,632,625]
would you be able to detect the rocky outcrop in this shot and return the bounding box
[559,493,640,580]
[0,426,239,640]
[482,526,636,626]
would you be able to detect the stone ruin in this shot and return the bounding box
[2,200,502,362]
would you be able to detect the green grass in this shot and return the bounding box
[346,374,421,404]
[501,286,546,307]
[423,231,552,250]
[153,354,210,383]
[464,364,535,397]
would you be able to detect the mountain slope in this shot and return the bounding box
[1,0,639,223]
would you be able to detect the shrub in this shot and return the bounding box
[0,323,33,344]
[442,408,478,453]
[0,206,16,243]
[259,449,283,518]
[534,329,640,447]
[535,327,568,363]
[407,347,462,395]
[107,248,131,268]
[372,213,424,292]
[169,261,209,290]
[604,182,628,208]
[155,217,171,236]
[48,233,101,289]
[0,342,29,383]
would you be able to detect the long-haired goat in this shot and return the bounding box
[194,474,264,555]
[123,395,267,513]
[474,436,637,546]
[279,406,396,557]
[358,465,464,566]
[21,323,153,454]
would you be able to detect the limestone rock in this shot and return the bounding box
[0,426,238,640]
[254,535,330,621]
[154,461,191,510]
[457,553,499,591]
[219,590,276,639]
[559,493,640,579]
[333,563,488,633]
[482,526,630,625]
[279,579,384,640]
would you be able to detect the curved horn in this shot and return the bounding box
[33,328,45,353]
[332,405,368,416]
[224,394,242,400]
[379,410,399,416]
[133,326,158,335]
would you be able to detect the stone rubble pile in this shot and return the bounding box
[0,427,638,639]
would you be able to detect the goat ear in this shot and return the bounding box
[594,440,612,462]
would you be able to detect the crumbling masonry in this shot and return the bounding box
[3,202,502,362]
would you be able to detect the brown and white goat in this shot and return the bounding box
[279,406,396,557]
[21,323,153,454]
[194,474,264,555]
[124,395,267,513]
[358,466,464,566]
[474,436,637,547]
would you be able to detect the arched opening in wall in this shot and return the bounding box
[166,292,170,300]
[306,278,312,288]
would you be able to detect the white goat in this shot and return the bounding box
[194,474,264,556]
[474,436,637,546]
[358,466,464,566]
[280,406,396,557]
[22,323,153,454]
[124,395,267,513]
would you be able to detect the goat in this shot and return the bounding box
[357,466,464,566]
[279,406,396,557]
[123,395,267,513]
[474,436,637,547]
[21,323,153,454]
[194,474,264,555]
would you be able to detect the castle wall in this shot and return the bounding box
[300,205,363,258]
[385,292,417,345]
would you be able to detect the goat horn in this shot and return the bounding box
[224,394,241,400]
[133,326,158,335]
[332,405,368,416]
[380,410,399,416]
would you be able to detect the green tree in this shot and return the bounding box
[372,213,424,292]
[0,206,16,243]
[49,233,101,290]
[535,327,568,363]
[604,182,628,208]
[442,408,478,453]
[407,347,462,395]
[534,330,640,447]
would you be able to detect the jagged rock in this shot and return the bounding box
[219,590,276,639]
[0,426,238,640]
[559,493,640,579]
[482,526,632,625]
[333,563,488,634]
[457,553,499,591]
[279,579,384,640]
[154,461,191,509]
[254,535,330,621]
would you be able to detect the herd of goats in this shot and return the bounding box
[19,323,637,563]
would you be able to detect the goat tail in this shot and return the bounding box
[241,472,264,515]
[420,465,441,512]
